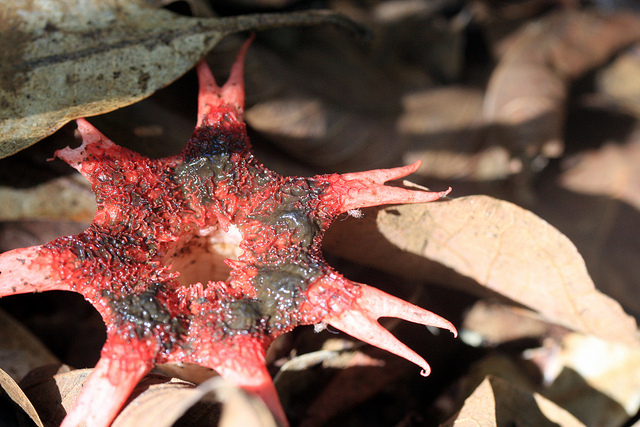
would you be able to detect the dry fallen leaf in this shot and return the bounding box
[400,86,486,180]
[21,368,91,426]
[597,42,640,117]
[20,366,276,427]
[0,367,44,427]
[324,195,639,346]
[0,0,364,158]
[460,300,562,347]
[0,175,96,222]
[442,375,584,427]
[560,130,640,212]
[538,333,640,424]
[483,10,640,178]
[274,346,392,425]
[243,25,405,172]
[0,309,59,383]
[112,375,215,427]
[115,375,277,427]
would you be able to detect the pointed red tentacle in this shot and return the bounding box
[355,286,457,338]
[339,161,424,184]
[307,276,456,377]
[324,161,451,214]
[56,118,146,194]
[60,335,154,427]
[0,246,71,296]
[326,307,437,376]
[196,36,253,127]
[56,119,117,171]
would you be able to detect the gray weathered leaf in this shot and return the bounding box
[0,0,364,158]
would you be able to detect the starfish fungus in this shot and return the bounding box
[0,39,456,427]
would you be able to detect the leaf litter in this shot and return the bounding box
[2,0,640,425]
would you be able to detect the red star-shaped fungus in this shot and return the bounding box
[0,39,456,427]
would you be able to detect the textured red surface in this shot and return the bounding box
[0,39,456,427]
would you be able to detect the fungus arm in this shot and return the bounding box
[0,246,73,296]
[60,335,154,427]
[324,161,451,214]
[307,275,457,376]
[196,35,252,126]
[190,334,289,427]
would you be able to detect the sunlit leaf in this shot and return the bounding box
[442,376,584,427]
[324,195,640,346]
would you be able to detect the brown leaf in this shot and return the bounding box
[324,195,639,346]
[0,309,59,383]
[279,350,403,426]
[399,87,490,180]
[0,176,96,222]
[483,10,640,176]
[0,0,365,158]
[112,375,215,427]
[0,367,44,427]
[538,333,640,424]
[597,42,640,117]
[243,24,405,172]
[460,300,562,346]
[211,378,277,427]
[22,368,91,426]
[442,376,584,427]
[153,362,217,386]
[560,131,640,212]
[246,96,400,170]
[21,367,274,427]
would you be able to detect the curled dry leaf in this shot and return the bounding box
[116,375,277,427]
[0,0,365,158]
[0,309,59,383]
[442,376,583,427]
[0,367,44,427]
[210,378,278,427]
[324,195,640,346]
[21,367,273,427]
[112,375,216,427]
[153,363,217,386]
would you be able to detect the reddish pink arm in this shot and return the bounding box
[60,335,154,427]
[0,246,72,296]
[196,335,288,427]
[324,161,451,214]
[307,275,457,377]
[196,36,253,126]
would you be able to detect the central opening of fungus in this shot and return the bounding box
[165,224,244,286]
